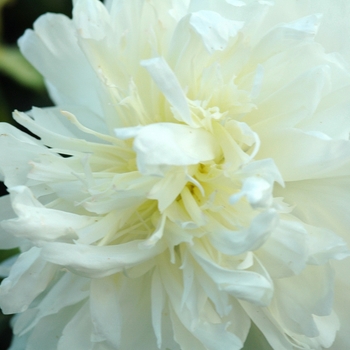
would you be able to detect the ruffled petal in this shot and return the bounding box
[141,57,193,126]
[116,122,220,175]
[18,13,101,113]
[257,128,350,181]
[191,244,273,306]
[0,247,56,314]
[2,186,98,244]
[0,195,20,249]
[207,209,278,256]
[41,240,167,278]
[90,277,121,348]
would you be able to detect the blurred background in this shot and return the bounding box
[0,0,72,347]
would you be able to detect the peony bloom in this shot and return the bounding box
[1,0,350,348]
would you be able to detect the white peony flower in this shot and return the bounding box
[1,0,350,349]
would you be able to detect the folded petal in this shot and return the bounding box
[189,10,243,53]
[2,186,98,244]
[141,57,193,126]
[207,209,278,256]
[116,122,220,175]
[0,247,56,314]
[41,240,167,278]
[191,244,273,306]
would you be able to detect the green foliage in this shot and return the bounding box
[0,45,44,89]
[242,322,273,350]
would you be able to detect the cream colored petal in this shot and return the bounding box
[117,274,168,349]
[32,107,110,143]
[13,273,89,336]
[271,264,335,336]
[275,177,350,239]
[159,257,244,350]
[257,128,350,181]
[268,0,350,60]
[116,123,219,175]
[0,195,21,249]
[151,268,166,348]
[306,224,349,265]
[41,240,167,278]
[241,302,293,350]
[0,247,56,314]
[276,177,350,349]
[18,14,101,114]
[17,304,83,350]
[189,10,243,53]
[148,169,188,212]
[13,111,129,164]
[3,186,98,244]
[330,258,350,350]
[247,65,331,129]
[57,302,93,350]
[207,209,278,256]
[73,0,111,40]
[141,57,193,126]
[0,126,50,188]
[191,244,273,306]
[256,218,308,278]
[90,277,121,348]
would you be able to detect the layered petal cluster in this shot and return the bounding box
[1,0,350,349]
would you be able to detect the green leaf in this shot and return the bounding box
[0,45,44,90]
[242,322,273,350]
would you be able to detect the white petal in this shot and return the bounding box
[116,123,220,175]
[0,247,56,314]
[170,309,207,350]
[283,13,322,36]
[151,268,166,348]
[306,224,349,265]
[41,240,166,278]
[241,302,293,350]
[230,176,272,208]
[275,177,350,241]
[189,10,243,53]
[30,107,110,144]
[272,264,335,336]
[257,128,350,181]
[257,218,308,278]
[57,302,93,350]
[0,125,50,188]
[159,258,244,350]
[14,273,89,336]
[16,305,83,350]
[18,13,101,113]
[13,110,121,157]
[292,0,350,60]
[3,186,98,244]
[330,258,350,349]
[0,195,21,249]
[90,277,121,348]
[73,0,110,40]
[191,244,273,306]
[116,274,164,349]
[207,209,278,256]
[247,65,331,129]
[148,169,188,212]
[140,57,193,126]
[313,311,340,349]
